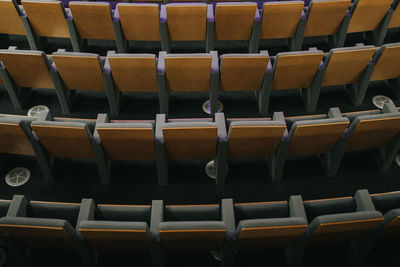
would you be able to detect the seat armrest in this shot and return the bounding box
[6,195,28,217]
[207,4,214,22]
[150,200,164,242]
[215,112,227,143]
[76,199,96,229]
[328,107,343,118]
[113,5,120,22]
[155,114,166,144]
[157,51,166,75]
[289,195,307,221]
[221,199,236,241]
[210,50,219,74]
[36,110,52,122]
[355,189,376,212]
[160,5,167,23]
[93,114,109,144]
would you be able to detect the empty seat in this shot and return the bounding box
[51,50,118,115]
[103,51,159,113]
[388,2,400,30]
[21,0,76,51]
[370,191,400,238]
[301,190,383,266]
[155,113,227,185]
[301,0,351,49]
[346,0,393,45]
[218,51,271,115]
[271,107,350,182]
[152,199,235,267]
[160,3,213,52]
[266,49,324,112]
[210,3,259,52]
[0,195,96,267]
[30,111,110,184]
[114,3,165,51]
[308,44,376,109]
[157,51,218,115]
[258,1,305,51]
[69,2,124,52]
[234,196,308,266]
[77,199,161,266]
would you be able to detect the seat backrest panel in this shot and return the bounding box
[0,0,25,35]
[370,45,400,81]
[0,123,35,156]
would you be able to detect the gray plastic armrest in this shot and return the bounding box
[6,195,28,217]
[93,113,109,144]
[355,189,376,212]
[289,195,307,221]
[328,107,343,118]
[36,110,52,122]
[221,198,236,241]
[155,114,166,144]
[273,112,285,122]
[215,112,227,143]
[383,102,398,114]
[150,200,164,242]
[76,199,96,229]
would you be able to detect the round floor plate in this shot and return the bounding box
[5,167,31,187]
[205,160,229,179]
[396,154,400,167]
[27,105,49,118]
[372,95,393,109]
[202,100,224,115]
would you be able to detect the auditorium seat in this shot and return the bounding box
[0,195,96,267]
[209,3,260,53]
[68,2,124,53]
[346,0,394,46]
[370,42,400,98]
[217,112,286,183]
[152,198,235,267]
[77,199,162,266]
[233,196,308,267]
[218,51,271,115]
[155,113,227,185]
[271,107,350,182]
[30,111,111,184]
[370,191,400,238]
[51,50,119,115]
[300,0,351,49]
[21,0,77,51]
[308,44,376,109]
[258,1,305,51]
[0,47,62,111]
[114,3,166,52]
[388,1,400,32]
[93,113,158,179]
[300,190,384,266]
[339,102,400,172]
[157,51,218,115]
[160,3,213,52]
[266,48,324,112]
[0,114,53,182]
[103,51,159,114]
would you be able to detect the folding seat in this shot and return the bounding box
[271,107,350,182]
[160,3,214,52]
[369,43,400,98]
[103,51,159,114]
[152,199,235,267]
[0,114,53,183]
[233,196,308,267]
[113,3,166,52]
[77,199,162,266]
[93,113,158,179]
[217,51,271,115]
[68,2,124,53]
[0,47,69,112]
[265,48,324,112]
[21,0,80,52]
[299,0,351,49]
[30,110,110,184]
[300,190,384,266]
[307,44,376,109]
[370,191,400,238]
[51,49,119,115]
[208,3,260,53]
[216,112,287,184]
[256,1,306,51]
[0,0,35,49]
[157,51,218,115]
[333,102,400,174]
[0,195,96,267]
[345,0,395,46]
[155,113,227,185]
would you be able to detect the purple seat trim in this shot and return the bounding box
[160,4,167,23]
[157,51,166,74]
[207,4,214,22]
[113,4,120,21]
[211,51,218,74]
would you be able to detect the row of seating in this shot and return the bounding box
[2,0,400,54]
[1,43,400,115]
[0,103,399,185]
[0,189,399,266]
